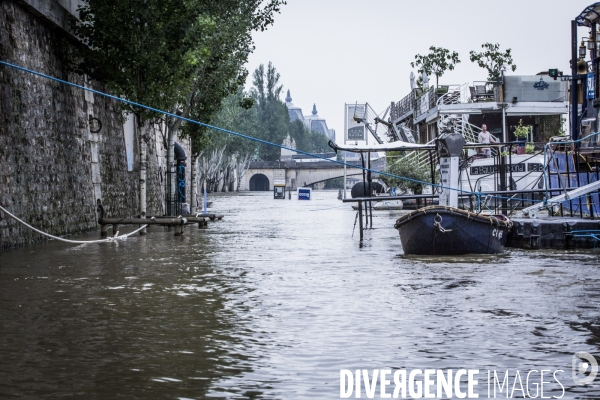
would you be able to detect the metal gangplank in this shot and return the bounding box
[353,103,393,145]
[521,179,600,218]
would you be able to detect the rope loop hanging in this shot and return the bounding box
[0,205,147,244]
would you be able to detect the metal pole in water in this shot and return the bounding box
[368,152,373,228]
[139,123,147,235]
[203,157,207,214]
[343,103,348,199]
[571,19,579,141]
[358,201,363,241]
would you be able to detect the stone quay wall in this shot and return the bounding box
[0,1,184,250]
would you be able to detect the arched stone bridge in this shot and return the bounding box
[240,159,384,191]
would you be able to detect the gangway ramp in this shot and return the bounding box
[522,179,600,218]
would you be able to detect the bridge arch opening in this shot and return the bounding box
[249,174,270,191]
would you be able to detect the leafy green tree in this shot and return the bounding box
[71,1,213,123]
[289,120,330,154]
[70,0,285,209]
[176,2,284,201]
[382,153,433,194]
[251,62,289,161]
[469,43,517,82]
[250,63,331,160]
[201,88,260,191]
[178,0,285,147]
[411,46,460,88]
[194,62,334,192]
[72,0,284,150]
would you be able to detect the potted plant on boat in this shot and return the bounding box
[382,152,433,197]
[525,142,535,154]
[513,119,530,155]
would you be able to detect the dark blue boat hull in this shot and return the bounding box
[394,206,510,255]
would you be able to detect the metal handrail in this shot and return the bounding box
[436,83,469,106]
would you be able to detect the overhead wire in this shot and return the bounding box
[0,59,454,194]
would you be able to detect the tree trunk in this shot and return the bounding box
[167,126,176,210]
[139,123,147,235]
[235,152,252,191]
[190,154,199,215]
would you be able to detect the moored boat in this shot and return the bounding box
[373,199,403,210]
[394,205,512,255]
[394,132,513,255]
[330,130,521,252]
[351,198,403,210]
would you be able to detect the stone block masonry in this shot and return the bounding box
[0,1,180,250]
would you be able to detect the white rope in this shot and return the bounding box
[0,205,147,244]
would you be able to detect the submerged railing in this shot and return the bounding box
[165,169,183,216]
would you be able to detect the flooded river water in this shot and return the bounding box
[1,191,600,399]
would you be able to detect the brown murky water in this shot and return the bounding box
[1,191,599,399]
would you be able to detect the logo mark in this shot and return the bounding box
[572,352,598,385]
[533,77,549,90]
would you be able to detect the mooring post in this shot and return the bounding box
[97,199,106,238]
[358,201,364,241]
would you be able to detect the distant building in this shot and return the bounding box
[285,90,335,141]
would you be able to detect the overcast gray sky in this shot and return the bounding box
[245,0,594,142]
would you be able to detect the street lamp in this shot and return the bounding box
[580,41,588,58]
[587,37,595,50]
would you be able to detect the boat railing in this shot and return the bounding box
[469,81,498,102]
[436,83,470,106]
[382,148,600,218]
[384,134,599,219]
[408,117,488,170]
[390,90,418,122]
[541,141,600,218]
[343,190,546,214]
[465,148,543,191]
[465,143,600,217]
[461,119,482,144]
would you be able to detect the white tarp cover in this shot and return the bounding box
[329,140,504,154]
[329,140,435,153]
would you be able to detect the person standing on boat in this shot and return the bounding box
[478,124,497,157]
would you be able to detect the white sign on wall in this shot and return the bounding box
[123,113,135,172]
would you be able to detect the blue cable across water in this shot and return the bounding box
[0,59,594,208]
[0,59,459,193]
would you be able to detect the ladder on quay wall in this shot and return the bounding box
[521,180,600,218]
